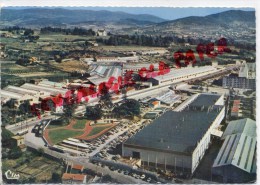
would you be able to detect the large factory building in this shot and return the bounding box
[123,93,225,175]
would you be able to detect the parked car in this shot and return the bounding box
[147,177,152,183]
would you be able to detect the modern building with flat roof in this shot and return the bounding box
[212,118,256,183]
[123,93,225,175]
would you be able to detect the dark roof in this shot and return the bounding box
[188,94,221,108]
[124,94,223,155]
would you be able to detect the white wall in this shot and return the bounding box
[123,145,192,172]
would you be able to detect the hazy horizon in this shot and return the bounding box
[2,7,255,21]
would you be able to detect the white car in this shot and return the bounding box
[147,177,152,182]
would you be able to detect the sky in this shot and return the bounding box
[2,7,254,21]
[66,7,254,20]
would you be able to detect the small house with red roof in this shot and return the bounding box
[71,164,84,173]
[62,173,87,184]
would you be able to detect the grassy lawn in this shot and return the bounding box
[47,124,63,129]
[48,129,83,144]
[73,119,88,129]
[88,126,110,137]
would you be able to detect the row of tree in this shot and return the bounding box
[97,34,179,47]
[85,99,140,120]
[40,27,96,36]
[1,26,35,36]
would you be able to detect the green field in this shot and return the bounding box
[39,34,93,42]
[48,129,83,144]
[72,119,88,129]
[88,126,110,137]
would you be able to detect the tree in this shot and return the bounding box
[62,103,77,123]
[19,100,31,115]
[5,99,16,109]
[9,146,22,159]
[102,174,112,182]
[1,128,14,148]
[98,82,113,108]
[113,99,140,118]
[37,148,45,156]
[23,29,34,36]
[51,172,61,183]
[85,106,103,120]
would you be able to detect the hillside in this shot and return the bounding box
[0,8,166,27]
[140,10,255,35]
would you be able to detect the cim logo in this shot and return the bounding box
[5,170,20,180]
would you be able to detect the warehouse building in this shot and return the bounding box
[1,89,37,106]
[4,85,50,99]
[212,118,256,183]
[88,65,122,86]
[37,80,66,88]
[21,83,69,97]
[123,93,225,175]
[148,66,217,86]
[122,63,159,73]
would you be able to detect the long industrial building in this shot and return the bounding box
[123,93,225,175]
[148,66,217,86]
[212,118,256,183]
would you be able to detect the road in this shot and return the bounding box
[6,115,57,134]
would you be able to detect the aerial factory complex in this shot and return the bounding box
[0,7,256,184]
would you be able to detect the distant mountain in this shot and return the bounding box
[146,10,255,32]
[0,8,166,27]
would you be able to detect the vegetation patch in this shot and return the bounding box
[88,126,110,137]
[72,119,88,129]
[48,129,83,144]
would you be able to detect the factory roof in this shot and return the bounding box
[213,118,256,174]
[187,93,221,108]
[151,66,216,81]
[4,85,39,96]
[155,91,181,105]
[125,108,222,154]
[1,89,24,99]
[38,80,66,88]
[88,65,122,85]
[125,94,223,155]
[222,118,256,139]
[123,63,158,70]
[21,83,68,96]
